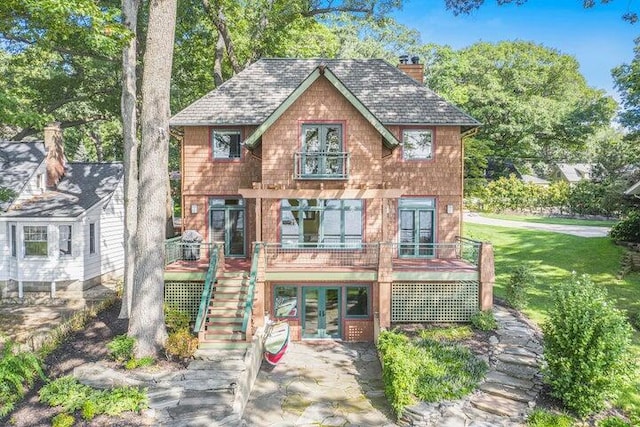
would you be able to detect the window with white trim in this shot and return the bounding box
[59,225,72,256]
[89,223,96,254]
[402,129,433,160]
[10,224,16,258]
[24,225,48,256]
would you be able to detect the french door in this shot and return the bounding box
[209,198,245,257]
[302,287,341,338]
[399,198,435,258]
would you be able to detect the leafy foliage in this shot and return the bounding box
[39,376,148,420]
[505,265,534,309]
[165,329,199,360]
[164,305,191,333]
[51,413,75,427]
[377,330,487,418]
[418,325,473,341]
[470,310,497,331]
[526,408,574,427]
[106,335,135,363]
[542,275,634,416]
[598,416,633,427]
[610,210,640,243]
[0,339,45,416]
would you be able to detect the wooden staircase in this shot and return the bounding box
[198,271,251,350]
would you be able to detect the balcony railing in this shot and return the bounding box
[164,238,214,265]
[264,242,379,269]
[294,151,350,180]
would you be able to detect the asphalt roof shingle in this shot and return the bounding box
[0,141,46,211]
[170,58,479,128]
[2,161,123,217]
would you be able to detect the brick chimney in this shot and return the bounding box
[43,122,65,188]
[398,54,424,84]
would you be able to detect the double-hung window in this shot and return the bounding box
[24,225,48,257]
[59,225,72,256]
[212,129,241,159]
[89,223,96,255]
[298,124,346,178]
[280,199,362,248]
[402,129,433,160]
[10,225,16,257]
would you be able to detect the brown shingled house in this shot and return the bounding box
[167,58,494,349]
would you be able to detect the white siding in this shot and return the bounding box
[98,180,125,277]
[82,208,102,280]
[0,223,8,281]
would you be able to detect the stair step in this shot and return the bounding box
[210,300,244,308]
[213,286,248,293]
[220,272,248,278]
[203,332,245,340]
[205,325,243,333]
[198,341,250,350]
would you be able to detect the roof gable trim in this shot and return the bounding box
[243,65,400,150]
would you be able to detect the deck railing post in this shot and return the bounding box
[478,242,495,311]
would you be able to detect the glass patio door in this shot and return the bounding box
[399,208,434,257]
[302,287,341,338]
[209,198,245,257]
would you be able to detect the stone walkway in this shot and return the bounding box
[401,305,544,427]
[241,341,397,426]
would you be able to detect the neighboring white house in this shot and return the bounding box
[0,123,124,298]
[552,163,595,184]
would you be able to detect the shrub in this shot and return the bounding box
[0,339,45,416]
[542,275,633,417]
[610,210,640,243]
[164,304,191,333]
[124,356,155,370]
[470,310,497,331]
[419,325,473,341]
[526,409,574,427]
[377,330,487,418]
[598,416,632,427]
[51,413,75,427]
[505,265,534,310]
[106,335,135,363]
[40,376,148,418]
[165,328,199,359]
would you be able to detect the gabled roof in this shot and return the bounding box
[2,162,124,218]
[0,141,46,211]
[626,180,640,196]
[555,163,594,183]
[170,58,480,132]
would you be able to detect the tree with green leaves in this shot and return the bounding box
[423,41,616,172]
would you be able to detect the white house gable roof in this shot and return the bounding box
[0,141,46,211]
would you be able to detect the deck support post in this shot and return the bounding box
[18,280,23,299]
[50,281,56,298]
[478,242,494,311]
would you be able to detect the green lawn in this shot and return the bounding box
[479,213,617,227]
[464,222,640,421]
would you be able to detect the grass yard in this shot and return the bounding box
[479,213,617,227]
[464,222,640,421]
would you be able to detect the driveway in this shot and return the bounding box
[241,341,396,426]
[464,213,611,238]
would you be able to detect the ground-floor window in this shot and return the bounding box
[280,199,363,247]
[272,284,371,339]
[24,225,48,257]
[10,224,16,257]
[59,225,72,256]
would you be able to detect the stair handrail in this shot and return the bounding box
[241,243,262,336]
[193,242,221,333]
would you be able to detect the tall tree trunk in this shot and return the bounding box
[128,0,177,357]
[213,30,225,87]
[119,0,141,319]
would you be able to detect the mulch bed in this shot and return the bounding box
[2,301,182,427]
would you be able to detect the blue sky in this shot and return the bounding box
[392,0,638,98]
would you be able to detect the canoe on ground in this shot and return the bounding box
[264,321,290,366]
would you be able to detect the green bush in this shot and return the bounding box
[165,328,198,359]
[0,339,45,416]
[418,325,473,341]
[470,310,497,331]
[526,409,574,427]
[542,275,633,417]
[51,413,75,427]
[40,376,148,418]
[164,304,191,333]
[505,265,534,309]
[377,330,487,418]
[124,356,155,370]
[598,416,632,427]
[106,335,135,363]
[610,210,640,243]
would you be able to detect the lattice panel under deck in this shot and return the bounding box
[391,281,479,322]
[164,281,205,322]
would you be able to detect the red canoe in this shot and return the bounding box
[264,321,290,366]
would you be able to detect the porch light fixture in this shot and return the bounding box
[191,204,198,214]
[446,204,454,214]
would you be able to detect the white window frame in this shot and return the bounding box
[212,129,242,159]
[402,129,433,160]
[24,225,48,257]
[89,223,96,255]
[59,224,72,257]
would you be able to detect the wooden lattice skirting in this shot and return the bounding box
[391,281,479,322]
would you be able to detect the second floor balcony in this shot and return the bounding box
[294,151,350,180]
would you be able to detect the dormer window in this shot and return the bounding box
[402,129,433,160]
[212,129,241,159]
[37,173,45,191]
[295,124,348,179]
